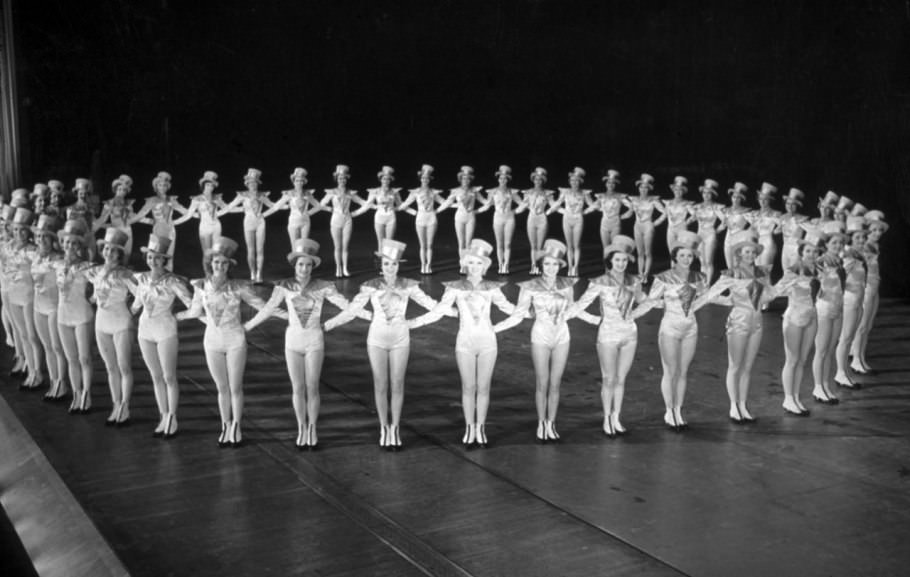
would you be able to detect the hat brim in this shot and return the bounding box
[140,246,172,259]
[635,180,654,188]
[97,240,127,251]
[203,248,238,265]
[287,252,321,267]
[536,255,567,268]
[58,232,87,244]
[603,248,636,263]
[374,251,407,262]
[732,241,764,257]
[459,254,492,269]
[199,179,219,188]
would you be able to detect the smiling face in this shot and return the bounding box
[102,244,121,265]
[295,256,314,280]
[673,247,695,268]
[737,245,758,265]
[569,174,582,189]
[799,243,819,264]
[464,255,486,278]
[37,232,54,252]
[849,230,867,246]
[146,252,166,272]
[63,237,82,258]
[380,174,393,187]
[381,257,399,277]
[541,256,561,278]
[155,179,170,196]
[13,224,30,243]
[336,173,349,187]
[608,251,629,273]
[868,225,884,242]
[459,173,473,187]
[211,255,232,277]
[826,235,844,255]
[498,174,509,187]
[420,174,431,187]
[785,199,798,214]
[531,173,545,187]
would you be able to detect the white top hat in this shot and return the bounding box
[495,165,512,179]
[728,182,748,198]
[333,164,351,179]
[568,167,586,180]
[97,227,129,251]
[730,229,763,256]
[47,180,64,193]
[32,214,59,237]
[850,203,867,217]
[199,171,219,188]
[57,219,88,244]
[603,234,637,263]
[785,188,804,205]
[864,210,889,232]
[835,195,853,213]
[538,238,568,266]
[602,169,621,183]
[458,166,475,179]
[699,179,719,195]
[671,230,702,253]
[375,238,407,262]
[377,166,395,180]
[460,238,494,269]
[11,207,35,228]
[670,176,688,191]
[635,173,655,188]
[758,182,777,198]
[417,164,435,178]
[205,237,240,264]
[141,234,173,258]
[530,167,548,181]
[820,190,839,207]
[243,168,262,184]
[287,237,321,266]
[72,178,92,192]
[290,167,308,182]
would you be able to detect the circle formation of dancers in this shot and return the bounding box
[0,166,888,450]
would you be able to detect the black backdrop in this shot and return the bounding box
[12,0,910,294]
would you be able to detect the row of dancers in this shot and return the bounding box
[2,166,868,288]
[0,188,888,449]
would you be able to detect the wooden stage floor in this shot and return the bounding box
[2,215,910,577]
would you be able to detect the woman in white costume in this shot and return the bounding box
[319,164,370,278]
[399,164,446,275]
[30,215,67,400]
[172,171,227,254]
[624,173,666,281]
[411,239,514,447]
[130,234,194,438]
[584,169,632,261]
[549,167,592,278]
[261,167,321,246]
[438,166,485,274]
[568,235,646,437]
[521,167,555,276]
[219,168,275,283]
[480,165,524,275]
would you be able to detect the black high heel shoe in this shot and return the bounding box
[476,424,488,448]
[218,422,231,448]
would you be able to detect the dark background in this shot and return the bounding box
[11,0,910,294]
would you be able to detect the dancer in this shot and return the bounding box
[480,165,523,275]
[172,171,226,254]
[86,228,136,426]
[320,164,369,278]
[30,215,67,400]
[691,179,723,282]
[584,169,631,261]
[410,239,514,447]
[811,226,846,404]
[567,235,646,437]
[663,176,694,253]
[261,167,321,246]
[811,191,839,231]
[779,188,808,271]
[55,219,95,413]
[549,167,591,277]
[131,171,188,270]
[850,210,887,373]
[1,199,27,370]
[748,182,782,273]
[6,207,43,389]
[66,178,97,260]
[709,230,775,423]
[439,166,485,274]
[774,231,822,416]
[494,239,578,443]
[176,238,269,447]
[45,181,65,218]
[399,164,445,275]
[245,238,369,450]
[219,168,274,283]
[324,239,438,450]
[94,175,136,260]
[130,235,194,439]
[833,212,868,389]
[31,183,51,216]
[625,173,666,281]
[521,167,555,275]
[718,181,751,270]
[362,166,405,255]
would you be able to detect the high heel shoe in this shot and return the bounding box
[612,413,628,435]
[737,403,756,423]
[536,420,546,444]
[218,422,231,448]
[462,423,476,446]
[105,403,120,427]
[77,390,92,414]
[115,403,132,427]
[379,425,390,449]
[163,414,178,439]
[672,407,686,431]
[544,420,560,442]
[729,406,744,424]
[603,416,616,438]
[476,424,488,448]
[153,415,167,438]
[296,425,307,451]
[229,421,243,447]
[834,376,860,390]
[307,423,318,450]
[388,425,401,451]
[664,409,679,432]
